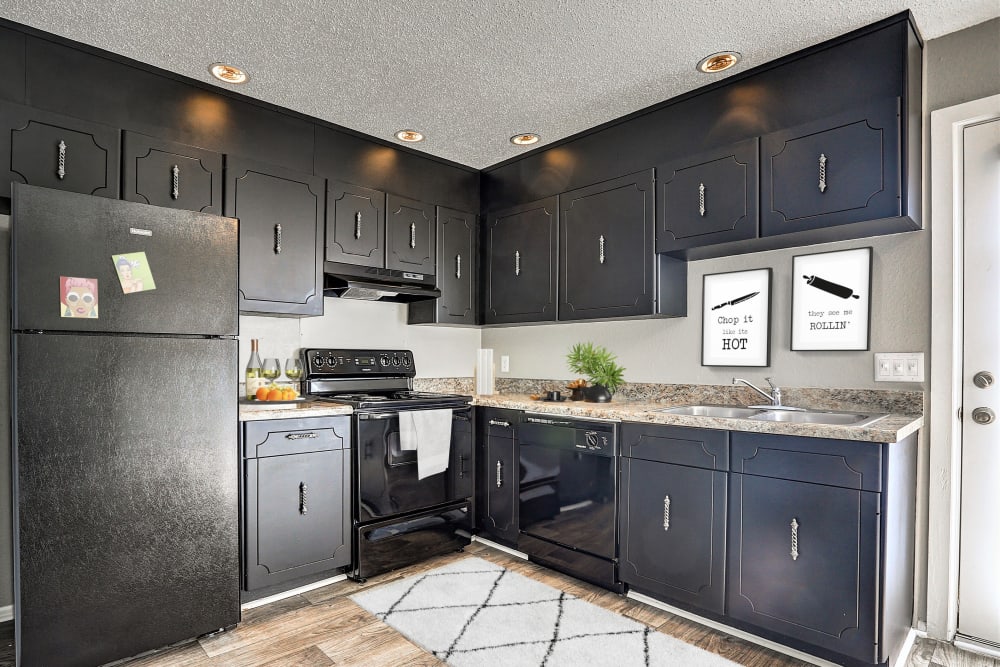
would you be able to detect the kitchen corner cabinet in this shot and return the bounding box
[728,431,917,665]
[225,156,325,317]
[326,181,386,269]
[386,193,436,275]
[242,416,352,592]
[619,423,728,614]
[0,100,119,200]
[408,206,478,326]
[122,131,222,214]
[761,98,902,236]
[484,197,557,324]
[475,407,520,545]
[559,170,655,320]
[656,139,758,253]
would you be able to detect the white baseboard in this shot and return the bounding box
[627,591,842,667]
[893,628,919,667]
[954,636,1000,659]
[240,574,348,611]
[471,535,528,560]
[0,605,12,623]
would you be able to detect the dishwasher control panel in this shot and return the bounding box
[522,415,617,456]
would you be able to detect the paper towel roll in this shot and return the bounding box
[476,349,495,395]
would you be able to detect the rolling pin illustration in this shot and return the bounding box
[803,275,860,299]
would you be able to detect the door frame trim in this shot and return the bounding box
[927,93,1000,640]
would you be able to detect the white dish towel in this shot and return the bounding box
[399,409,453,480]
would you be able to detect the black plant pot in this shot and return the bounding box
[584,385,613,403]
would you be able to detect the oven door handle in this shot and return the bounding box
[360,413,397,420]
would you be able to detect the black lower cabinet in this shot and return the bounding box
[618,423,727,614]
[242,417,352,592]
[475,408,519,545]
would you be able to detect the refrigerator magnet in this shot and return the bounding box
[112,252,157,294]
[60,276,99,318]
[791,247,872,351]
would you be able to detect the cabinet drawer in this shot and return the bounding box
[730,432,881,492]
[622,422,728,470]
[244,416,350,458]
[484,408,519,436]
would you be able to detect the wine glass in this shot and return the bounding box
[261,358,281,387]
[284,358,303,392]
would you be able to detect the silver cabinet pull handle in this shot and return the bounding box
[456,254,462,279]
[171,164,180,200]
[458,454,467,478]
[818,154,827,193]
[274,223,282,254]
[57,140,67,180]
[488,419,510,427]
[355,211,362,239]
[299,482,308,515]
[599,235,606,264]
[790,517,800,561]
[409,222,416,249]
[699,182,706,216]
[285,432,319,440]
[515,251,521,276]
[663,494,671,531]
[496,460,503,488]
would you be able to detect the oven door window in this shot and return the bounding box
[518,443,616,560]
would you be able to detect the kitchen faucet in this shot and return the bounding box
[732,377,783,407]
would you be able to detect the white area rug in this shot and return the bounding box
[350,557,740,667]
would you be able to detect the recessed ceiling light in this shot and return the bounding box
[696,51,741,74]
[395,129,425,142]
[510,133,540,146]
[209,63,248,84]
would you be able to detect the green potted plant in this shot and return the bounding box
[566,342,626,402]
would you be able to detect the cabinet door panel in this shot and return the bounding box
[0,100,118,199]
[326,181,385,268]
[728,473,879,663]
[226,157,324,316]
[437,207,477,323]
[762,98,901,235]
[485,197,557,324]
[386,193,435,274]
[619,459,726,613]
[246,449,350,590]
[477,409,519,545]
[560,170,654,320]
[657,139,758,252]
[123,131,221,214]
[449,410,474,500]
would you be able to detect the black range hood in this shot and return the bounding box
[323,262,440,303]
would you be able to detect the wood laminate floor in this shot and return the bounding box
[0,543,994,666]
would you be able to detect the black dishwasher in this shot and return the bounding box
[518,413,621,592]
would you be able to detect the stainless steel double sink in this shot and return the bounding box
[653,404,888,427]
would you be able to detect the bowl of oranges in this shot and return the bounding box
[248,383,302,403]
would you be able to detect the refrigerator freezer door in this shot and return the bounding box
[12,184,237,336]
[13,334,239,667]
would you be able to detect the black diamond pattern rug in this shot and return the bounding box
[350,557,739,666]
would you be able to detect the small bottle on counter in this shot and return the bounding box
[246,339,265,399]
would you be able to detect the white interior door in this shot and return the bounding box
[958,117,1000,647]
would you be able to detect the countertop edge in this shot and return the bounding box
[239,403,354,421]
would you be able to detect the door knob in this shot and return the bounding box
[974,371,994,388]
[971,407,995,425]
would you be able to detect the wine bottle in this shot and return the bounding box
[246,339,265,399]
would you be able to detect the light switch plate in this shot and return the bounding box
[874,353,924,382]
[500,355,510,373]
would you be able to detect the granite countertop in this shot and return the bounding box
[239,400,353,421]
[472,394,922,443]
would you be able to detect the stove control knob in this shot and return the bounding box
[401,354,411,367]
[379,354,391,367]
[311,356,324,368]
[327,356,338,368]
[392,355,401,367]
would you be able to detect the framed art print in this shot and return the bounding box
[702,268,771,366]
[791,247,872,350]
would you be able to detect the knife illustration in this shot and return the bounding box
[712,291,759,310]
[803,275,860,299]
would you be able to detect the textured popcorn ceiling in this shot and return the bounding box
[0,1,996,168]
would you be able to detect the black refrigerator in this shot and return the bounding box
[10,184,241,666]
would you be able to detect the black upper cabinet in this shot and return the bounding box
[225,156,325,317]
[0,100,118,200]
[484,197,557,324]
[559,170,654,320]
[326,181,386,269]
[386,193,436,275]
[762,98,902,236]
[408,207,477,326]
[122,132,222,214]
[657,139,758,253]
